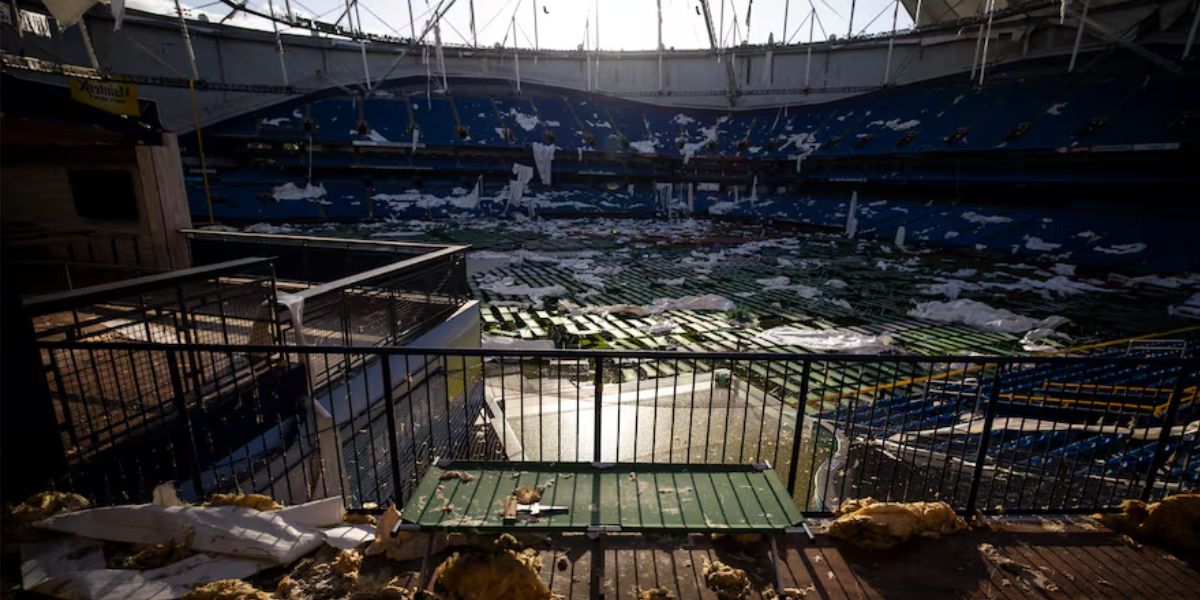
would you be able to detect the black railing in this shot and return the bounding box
[30,341,1199,515]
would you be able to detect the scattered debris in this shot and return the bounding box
[702,560,751,600]
[366,505,458,562]
[555,556,569,571]
[1092,493,1200,550]
[977,543,1059,592]
[763,585,814,599]
[110,526,195,569]
[439,471,476,483]
[343,512,378,526]
[637,587,675,599]
[348,577,424,600]
[332,549,363,580]
[7,491,90,525]
[204,494,283,511]
[278,548,361,600]
[828,498,967,549]
[182,579,272,600]
[513,486,542,504]
[433,544,550,600]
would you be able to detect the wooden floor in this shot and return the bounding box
[367,516,1200,599]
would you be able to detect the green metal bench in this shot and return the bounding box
[394,460,807,591]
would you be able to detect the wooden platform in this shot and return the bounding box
[402,461,803,533]
[347,516,1200,599]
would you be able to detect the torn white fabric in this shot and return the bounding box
[482,334,555,351]
[755,326,895,354]
[531,143,556,185]
[39,0,96,28]
[562,294,735,316]
[36,503,324,564]
[909,299,1068,335]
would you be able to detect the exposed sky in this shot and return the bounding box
[129,0,916,50]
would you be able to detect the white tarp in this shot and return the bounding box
[562,294,735,316]
[24,497,346,600]
[755,326,895,354]
[35,501,330,564]
[508,163,535,215]
[531,143,556,185]
[909,299,1068,335]
[39,0,95,28]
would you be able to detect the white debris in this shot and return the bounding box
[629,140,657,154]
[480,277,566,299]
[483,334,555,350]
[1093,242,1147,255]
[563,294,735,316]
[508,108,540,131]
[244,222,299,234]
[272,182,327,202]
[1052,263,1076,276]
[1045,102,1068,115]
[655,277,686,286]
[1023,236,1062,251]
[756,326,894,353]
[531,142,557,185]
[1169,292,1200,319]
[909,299,1068,335]
[867,118,920,131]
[260,117,290,126]
[961,211,1013,225]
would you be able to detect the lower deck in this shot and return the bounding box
[329,516,1200,599]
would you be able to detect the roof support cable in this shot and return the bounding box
[884,0,900,85]
[978,0,996,85]
[267,0,291,88]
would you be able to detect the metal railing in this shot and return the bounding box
[30,341,1199,515]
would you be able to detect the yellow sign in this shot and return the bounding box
[69,77,140,117]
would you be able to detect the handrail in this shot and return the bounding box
[183,228,461,252]
[31,339,1200,367]
[22,257,276,315]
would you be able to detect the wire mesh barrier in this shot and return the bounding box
[28,341,1199,515]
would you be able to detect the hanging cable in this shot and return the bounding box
[174,0,214,222]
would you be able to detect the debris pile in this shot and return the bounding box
[181,580,273,600]
[205,493,284,511]
[828,498,967,549]
[637,587,675,599]
[977,543,1059,592]
[702,560,751,600]
[432,542,550,600]
[513,486,542,504]
[277,548,362,600]
[1092,493,1200,550]
[7,491,90,524]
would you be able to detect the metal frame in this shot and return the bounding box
[30,339,1199,516]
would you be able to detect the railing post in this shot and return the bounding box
[380,355,406,505]
[1141,371,1187,502]
[593,355,604,463]
[786,359,812,494]
[965,362,1003,516]
[166,349,205,499]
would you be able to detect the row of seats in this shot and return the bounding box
[203,68,1199,159]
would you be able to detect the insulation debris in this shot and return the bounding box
[1092,493,1200,550]
[433,545,549,600]
[332,549,363,580]
[204,493,283,511]
[182,579,273,600]
[513,486,542,504]
[343,512,377,526]
[110,525,195,569]
[7,491,90,525]
[637,587,675,599]
[439,471,476,483]
[366,505,457,562]
[828,498,967,549]
[764,585,814,599]
[349,577,423,600]
[977,543,1059,592]
[702,560,751,600]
